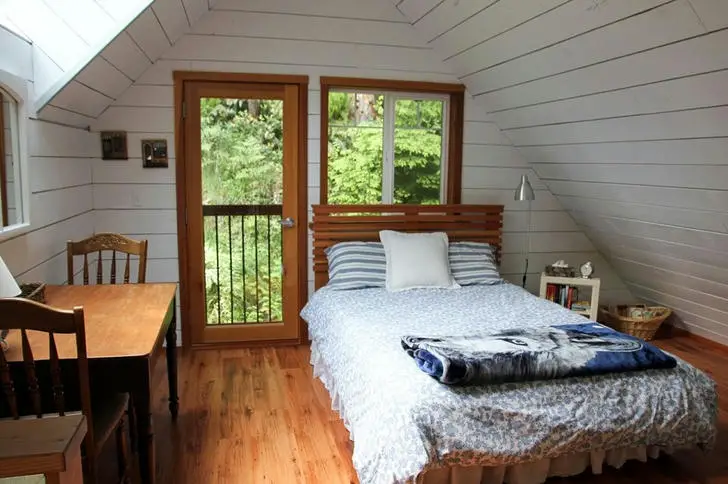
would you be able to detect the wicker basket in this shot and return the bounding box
[19,282,46,304]
[598,304,672,341]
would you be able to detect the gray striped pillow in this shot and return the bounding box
[325,240,501,290]
[449,242,502,286]
[325,242,386,290]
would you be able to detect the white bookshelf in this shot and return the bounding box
[539,273,601,321]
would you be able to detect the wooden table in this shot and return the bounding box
[4,284,178,484]
[0,414,87,483]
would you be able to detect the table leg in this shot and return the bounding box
[133,388,155,484]
[165,299,179,420]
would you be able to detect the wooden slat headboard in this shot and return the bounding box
[311,204,504,289]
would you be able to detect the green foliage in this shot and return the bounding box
[201,98,283,324]
[201,98,283,205]
[327,93,444,204]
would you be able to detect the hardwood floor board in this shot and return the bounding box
[140,335,726,483]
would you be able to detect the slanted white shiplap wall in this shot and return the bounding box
[394,0,728,344]
[88,0,631,328]
[0,27,96,285]
[34,0,218,128]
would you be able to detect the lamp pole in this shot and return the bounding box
[514,174,535,289]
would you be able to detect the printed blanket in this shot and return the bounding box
[402,323,677,385]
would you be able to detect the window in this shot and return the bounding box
[0,69,30,237]
[320,78,464,205]
[0,89,8,227]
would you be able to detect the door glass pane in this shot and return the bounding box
[393,99,444,204]
[200,97,283,325]
[327,91,384,204]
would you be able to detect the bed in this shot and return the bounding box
[302,204,717,484]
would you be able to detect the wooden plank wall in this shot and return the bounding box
[0,28,96,286]
[394,0,728,344]
[87,0,631,312]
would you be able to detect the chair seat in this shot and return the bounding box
[91,392,129,449]
[0,392,128,457]
[0,475,45,483]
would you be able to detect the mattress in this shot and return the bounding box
[300,283,717,484]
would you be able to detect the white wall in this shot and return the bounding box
[87,0,631,343]
[395,0,728,344]
[0,26,96,285]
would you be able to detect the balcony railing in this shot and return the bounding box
[202,204,283,325]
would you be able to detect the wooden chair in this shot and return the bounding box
[67,234,148,285]
[0,298,132,484]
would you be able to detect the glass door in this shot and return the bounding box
[183,82,301,344]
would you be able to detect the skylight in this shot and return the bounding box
[0,0,151,99]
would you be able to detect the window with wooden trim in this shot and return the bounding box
[320,78,464,205]
[0,90,7,226]
[0,69,31,237]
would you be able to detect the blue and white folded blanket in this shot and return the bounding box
[401,323,677,385]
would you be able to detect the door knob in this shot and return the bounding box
[280,217,295,228]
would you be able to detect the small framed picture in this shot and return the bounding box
[141,139,169,168]
[100,131,128,160]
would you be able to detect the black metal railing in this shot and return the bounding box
[202,204,283,325]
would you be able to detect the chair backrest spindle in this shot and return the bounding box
[82,253,89,285]
[110,249,117,284]
[20,329,42,418]
[0,349,18,418]
[123,253,131,284]
[48,333,65,416]
[96,250,103,284]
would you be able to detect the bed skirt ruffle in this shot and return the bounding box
[417,446,662,484]
[310,341,668,484]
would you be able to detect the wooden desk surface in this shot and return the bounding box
[4,284,177,362]
[0,414,87,478]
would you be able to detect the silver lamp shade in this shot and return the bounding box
[514,174,535,201]
[0,255,20,298]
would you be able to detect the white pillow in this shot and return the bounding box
[379,230,459,291]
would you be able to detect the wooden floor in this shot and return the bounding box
[140,335,727,484]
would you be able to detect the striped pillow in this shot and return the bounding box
[449,242,502,286]
[325,242,386,290]
[324,241,502,290]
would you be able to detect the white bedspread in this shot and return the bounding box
[300,284,717,484]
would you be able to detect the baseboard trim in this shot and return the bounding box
[666,326,728,356]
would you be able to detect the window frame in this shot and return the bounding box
[320,77,465,205]
[0,69,31,240]
[0,90,7,226]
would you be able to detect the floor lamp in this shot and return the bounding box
[514,174,535,288]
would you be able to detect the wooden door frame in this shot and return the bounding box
[173,71,309,348]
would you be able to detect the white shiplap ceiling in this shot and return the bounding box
[0,0,218,127]
[393,0,728,344]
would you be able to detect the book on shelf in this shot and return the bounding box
[545,283,584,311]
[571,301,591,311]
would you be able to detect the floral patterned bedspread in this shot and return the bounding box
[300,284,717,484]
